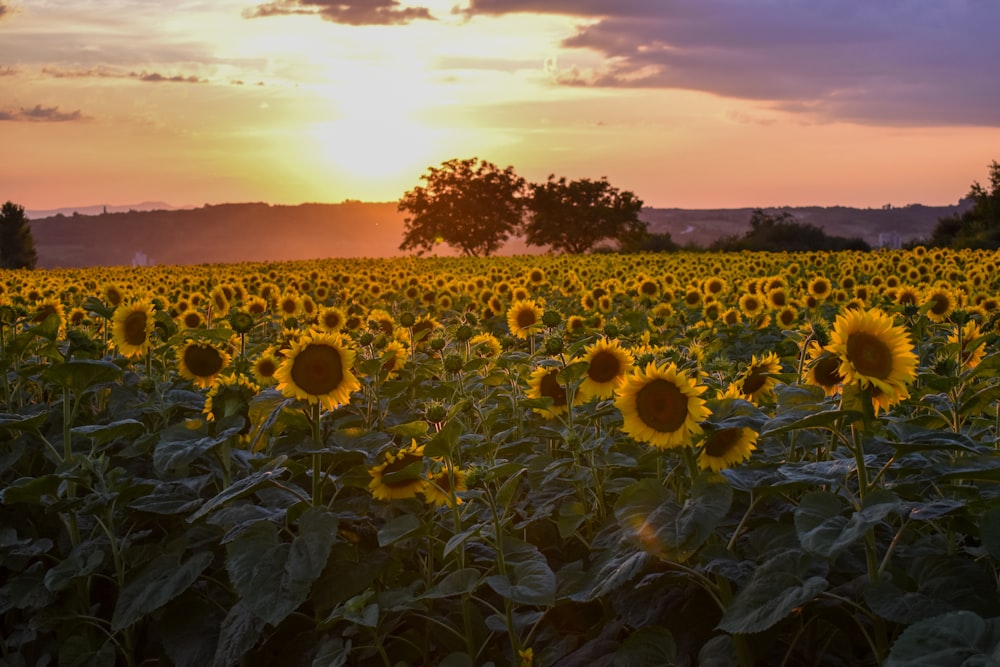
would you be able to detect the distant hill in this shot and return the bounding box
[26,200,970,268]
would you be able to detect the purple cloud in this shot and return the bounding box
[465,1,1000,127]
[244,0,434,25]
[0,105,85,122]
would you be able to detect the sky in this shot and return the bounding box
[2,0,999,212]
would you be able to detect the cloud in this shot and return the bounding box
[0,4,7,20]
[0,105,85,122]
[244,0,434,25]
[41,67,208,84]
[131,71,207,84]
[465,1,1000,127]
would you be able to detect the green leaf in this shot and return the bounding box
[225,507,338,626]
[386,420,429,438]
[885,611,1000,667]
[795,489,899,559]
[111,548,214,632]
[43,542,105,592]
[0,411,48,436]
[212,601,266,667]
[614,475,732,563]
[154,423,245,476]
[864,580,953,624]
[980,506,1000,560]
[129,479,205,515]
[423,418,463,458]
[71,419,145,446]
[377,513,422,547]
[40,359,122,394]
[0,475,61,505]
[420,568,481,599]
[760,408,861,438]
[484,538,556,607]
[59,635,116,667]
[717,550,828,634]
[187,464,287,522]
[557,500,588,539]
[614,626,678,666]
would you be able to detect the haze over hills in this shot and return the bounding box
[25,200,971,269]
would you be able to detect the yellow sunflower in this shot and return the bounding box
[736,352,783,405]
[316,305,346,333]
[469,332,502,358]
[802,341,844,397]
[825,307,917,413]
[423,464,468,508]
[111,300,156,358]
[948,320,986,371]
[507,299,544,340]
[698,427,758,472]
[381,340,408,376]
[923,287,956,323]
[252,346,282,386]
[177,340,232,389]
[274,331,361,410]
[368,440,427,501]
[579,337,635,400]
[203,375,258,444]
[526,366,573,419]
[615,361,710,449]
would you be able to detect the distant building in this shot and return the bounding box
[877,231,902,249]
[131,250,154,266]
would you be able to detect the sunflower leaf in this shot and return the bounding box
[885,611,1000,667]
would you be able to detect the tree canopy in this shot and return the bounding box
[0,201,38,269]
[397,158,527,257]
[710,209,870,252]
[927,161,1000,249]
[523,176,646,254]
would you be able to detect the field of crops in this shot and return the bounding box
[3,248,1000,666]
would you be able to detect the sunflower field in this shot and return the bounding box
[2,248,1000,666]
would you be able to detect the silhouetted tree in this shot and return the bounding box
[710,209,869,252]
[618,230,679,253]
[523,176,646,254]
[0,201,38,269]
[928,161,1000,249]
[398,157,527,257]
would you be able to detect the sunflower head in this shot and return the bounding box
[526,366,574,419]
[368,440,427,501]
[112,300,156,358]
[803,341,844,398]
[825,307,917,413]
[614,361,710,449]
[579,337,635,400]
[423,464,468,508]
[177,339,232,389]
[736,352,783,405]
[698,426,757,472]
[507,299,544,340]
[274,331,360,410]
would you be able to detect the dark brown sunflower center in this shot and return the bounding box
[813,356,844,388]
[323,313,342,329]
[929,294,950,315]
[588,350,623,383]
[123,312,149,346]
[846,332,894,379]
[704,428,744,458]
[539,371,567,407]
[741,369,768,395]
[516,308,537,329]
[290,343,344,396]
[634,379,688,433]
[256,358,277,378]
[743,297,760,312]
[184,345,224,378]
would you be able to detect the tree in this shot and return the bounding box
[398,157,527,257]
[928,161,1000,249]
[523,176,646,254]
[710,209,869,252]
[0,201,38,269]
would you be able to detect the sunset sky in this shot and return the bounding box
[2,0,999,212]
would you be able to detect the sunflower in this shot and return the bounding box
[111,300,156,358]
[507,299,543,340]
[739,294,764,319]
[274,331,360,410]
[177,340,231,388]
[423,464,468,508]
[698,427,757,472]
[381,340,408,376]
[178,308,204,330]
[252,346,282,386]
[526,366,572,419]
[802,341,844,397]
[923,287,956,323]
[469,332,502,358]
[579,337,635,400]
[615,361,710,449]
[316,305,346,333]
[736,352,782,405]
[203,375,258,444]
[948,319,986,371]
[825,307,917,413]
[807,277,832,300]
[368,440,427,501]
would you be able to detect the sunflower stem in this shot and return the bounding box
[310,402,323,506]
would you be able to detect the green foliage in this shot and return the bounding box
[0,200,38,269]
[928,160,1000,249]
[398,157,527,257]
[523,175,646,254]
[710,208,871,251]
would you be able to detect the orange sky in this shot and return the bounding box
[2,1,999,213]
